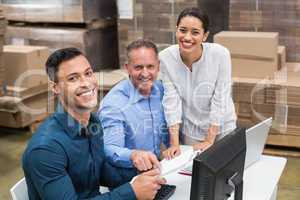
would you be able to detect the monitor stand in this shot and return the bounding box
[227,172,243,200]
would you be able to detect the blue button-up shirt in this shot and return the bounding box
[22,104,137,200]
[98,79,169,168]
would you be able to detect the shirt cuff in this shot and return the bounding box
[120,148,133,162]
[130,176,138,184]
[209,113,221,127]
[112,148,134,168]
[166,117,182,127]
[210,122,221,127]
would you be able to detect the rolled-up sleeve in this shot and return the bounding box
[98,104,134,168]
[160,60,183,127]
[209,48,233,127]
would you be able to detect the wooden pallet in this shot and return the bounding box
[266,133,300,149]
[264,146,300,158]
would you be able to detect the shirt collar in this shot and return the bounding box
[54,102,102,138]
[127,79,160,104]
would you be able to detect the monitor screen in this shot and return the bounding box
[190,128,246,200]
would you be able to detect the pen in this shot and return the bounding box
[178,171,192,176]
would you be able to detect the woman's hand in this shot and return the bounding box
[163,124,181,160]
[162,145,181,160]
[192,140,213,151]
[193,125,219,151]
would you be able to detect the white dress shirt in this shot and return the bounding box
[159,43,236,141]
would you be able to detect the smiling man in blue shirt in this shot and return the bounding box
[98,39,170,171]
[22,48,165,200]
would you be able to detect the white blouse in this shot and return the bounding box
[159,43,236,140]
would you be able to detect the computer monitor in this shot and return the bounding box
[190,128,246,200]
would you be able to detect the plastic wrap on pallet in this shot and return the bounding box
[233,65,300,134]
[0,0,117,23]
[5,25,119,70]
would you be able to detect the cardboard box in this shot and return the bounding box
[3,45,50,88]
[232,77,266,104]
[286,62,300,80]
[0,90,52,128]
[234,102,252,118]
[264,63,300,106]
[278,46,286,70]
[214,31,278,79]
[95,69,128,100]
[231,58,277,79]
[214,31,278,59]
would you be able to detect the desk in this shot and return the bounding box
[165,155,286,200]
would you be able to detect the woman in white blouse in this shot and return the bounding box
[160,7,236,159]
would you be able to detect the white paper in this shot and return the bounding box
[160,147,195,177]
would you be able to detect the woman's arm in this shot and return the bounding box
[194,47,232,151]
[160,60,182,159]
[163,124,181,159]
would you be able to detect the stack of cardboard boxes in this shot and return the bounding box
[0,0,119,128]
[2,0,118,70]
[3,45,49,89]
[229,0,300,62]
[0,8,6,96]
[118,0,197,67]
[0,45,54,128]
[214,31,279,79]
[214,31,300,148]
[5,25,118,71]
[233,65,300,149]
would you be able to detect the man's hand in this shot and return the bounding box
[131,150,160,171]
[131,168,166,200]
[192,141,213,151]
[162,145,181,160]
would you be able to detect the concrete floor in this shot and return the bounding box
[0,129,299,200]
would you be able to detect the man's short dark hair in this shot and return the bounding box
[126,39,158,62]
[46,47,83,82]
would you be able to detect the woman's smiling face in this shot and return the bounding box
[176,16,208,55]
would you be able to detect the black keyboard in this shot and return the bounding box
[154,184,176,200]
